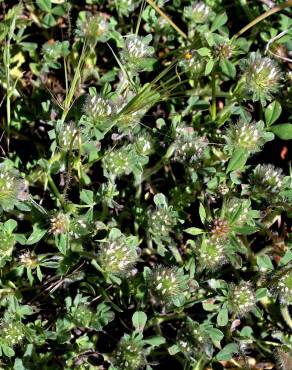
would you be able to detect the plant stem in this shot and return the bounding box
[4,12,17,150]
[211,73,217,120]
[233,0,292,39]
[61,43,88,124]
[146,0,188,40]
[47,174,65,208]
[280,305,292,330]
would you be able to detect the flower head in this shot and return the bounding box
[177,318,213,359]
[75,12,109,44]
[179,50,205,77]
[0,321,25,348]
[19,250,38,269]
[148,266,189,306]
[239,52,281,104]
[272,269,292,305]
[97,234,139,277]
[49,213,70,236]
[111,334,147,370]
[214,42,233,60]
[56,122,79,150]
[120,34,154,71]
[198,236,226,270]
[172,125,208,163]
[249,164,285,199]
[84,95,115,124]
[0,165,28,211]
[227,281,256,316]
[183,2,211,23]
[224,120,274,154]
[102,146,132,179]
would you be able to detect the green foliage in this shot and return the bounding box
[0,0,291,369]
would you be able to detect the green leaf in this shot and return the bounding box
[168,344,180,355]
[26,224,47,245]
[205,59,214,75]
[211,12,228,32]
[184,227,205,236]
[199,202,206,224]
[197,47,211,57]
[14,358,26,370]
[4,219,17,233]
[42,13,56,28]
[239,326,253,338]
[132,311,147,332]
[217,307,229,327]
[279,250,292,267]
[270,123,292,140]
[80,189,94,205]
[36,0,52,12]
[153,193,167,208]
[256,288,268,300]
[227,148,248,173]
[144,336,166,347]
[219,59,236,78]
[265,101,282,126]
[256,255,274,271]
[216,343,239,361]
[206,327,224,342]
[2,344,15,357]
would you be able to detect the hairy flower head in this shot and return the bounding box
[225,120,274,154]
[240,52,281,104]
[227,281,256,316]
[0,165,28,211]
[120,34,154,71]
[183,2,211,23]
[148,266,189,306]
[111,334,147,370]
[97,235,139,277]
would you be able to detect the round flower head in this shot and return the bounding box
[0,165,28,211]
[120,34,154,71]
[84,95,115,125]
[18,250,38,269]
[148,266,189,306]
[69,218,89,240]
[75,12,109,44]
[210,218,230,240]
[49,213,70,236]
[225,120,274,154]
[177,318,213,359]
[111,334,146,370]
[272,269,292,305]
[0,224,16,255]
[214,42,233,60]
[227,281,256,316]
[249,164,284,198]
[71,304,93,328]
[134,131,154,157]
[198,236,226,271]
[97,236,138,277]
[148,206,178,238]
[240,52,281,104]
[0,321,25,348]
[102,146,132,180]
[56,122,79,150]
[172,126,208,163]
[183,2,211,23]
[225,198,251,228]
[115,0,140,17]
[179,50,205,77]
